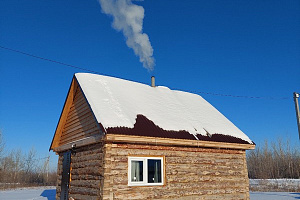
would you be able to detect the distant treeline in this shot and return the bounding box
[247,138,300,179]
[1,130,300,189]
[0,131,56,189]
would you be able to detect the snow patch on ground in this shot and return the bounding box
[250,192,300,200]
[0,186,55,200]
[0,186,299,200]
[250,179,300,192]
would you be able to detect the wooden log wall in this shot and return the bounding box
[56,154,63,200]
[59,85,100,146]
[69,143,104,200]
[55,143,105,200]
[103,143,250,200]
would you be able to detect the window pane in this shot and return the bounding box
[147,159,162,183]
[131,161,143,182]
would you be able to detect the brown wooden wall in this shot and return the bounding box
[56,143,105,200]
[103,143,250,200]
[59,85,100,146]
[56,154,63,200]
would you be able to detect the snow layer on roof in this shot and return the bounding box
[75,73,252,144]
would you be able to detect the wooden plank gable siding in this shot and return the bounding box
[103,143,250,200]
[51,78,77,150]
[59,84,101,146]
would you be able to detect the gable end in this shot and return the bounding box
[50,76,103,151]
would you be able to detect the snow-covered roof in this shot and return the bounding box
[75,73,253,144]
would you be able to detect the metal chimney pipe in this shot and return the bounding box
[293,92,300,139]
[151,76,155,87]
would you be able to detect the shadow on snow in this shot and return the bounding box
[40,189,56,200]
[290,193,300,199]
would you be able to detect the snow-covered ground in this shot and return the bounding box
[0,186,55,200]
[250,179,300,192]
[0,187,299,200]
[250,192,300,200]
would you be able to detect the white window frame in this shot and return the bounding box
[128,156,164,186]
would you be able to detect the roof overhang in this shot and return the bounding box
[105,134,255,150]
[53,132,255,153]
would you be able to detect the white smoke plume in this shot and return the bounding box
[99,0,155,71]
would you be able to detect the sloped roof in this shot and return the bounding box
[75,73,253,144]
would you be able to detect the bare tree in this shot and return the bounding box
[23,147,38,183]
[12,149,24,183]
[0,130,5,158]
[0,149,24,185]
[0,143,57,188]
[24,147,37,173]
[247,138,300,179]
[0,130,4,182]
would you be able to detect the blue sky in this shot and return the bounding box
[0,0,299,169]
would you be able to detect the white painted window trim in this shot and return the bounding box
[128,156,164,186]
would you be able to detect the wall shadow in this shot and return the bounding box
[40,189,56,200]
[290,193,300,199]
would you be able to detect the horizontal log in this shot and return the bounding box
[71,167,103,176]
[70,180,101,188]
[69,186,99,196]
[106,134,255,150]
[110,143,246,154]
[71,174,103,181]
[72,161,103,169]
[69,193,100,200]
[72,154,103,163]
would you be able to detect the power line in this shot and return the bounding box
[0,45,292,100]
[0,45,101,74]
[173,89,292,100]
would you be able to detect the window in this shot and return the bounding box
[128,156,164,186]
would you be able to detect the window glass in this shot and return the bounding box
[147,159,162,183]
[128,157,163,186]
[131,160,143,182]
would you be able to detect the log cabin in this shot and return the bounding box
[50,73,255,200]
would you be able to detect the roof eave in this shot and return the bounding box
[105,133,256,150]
